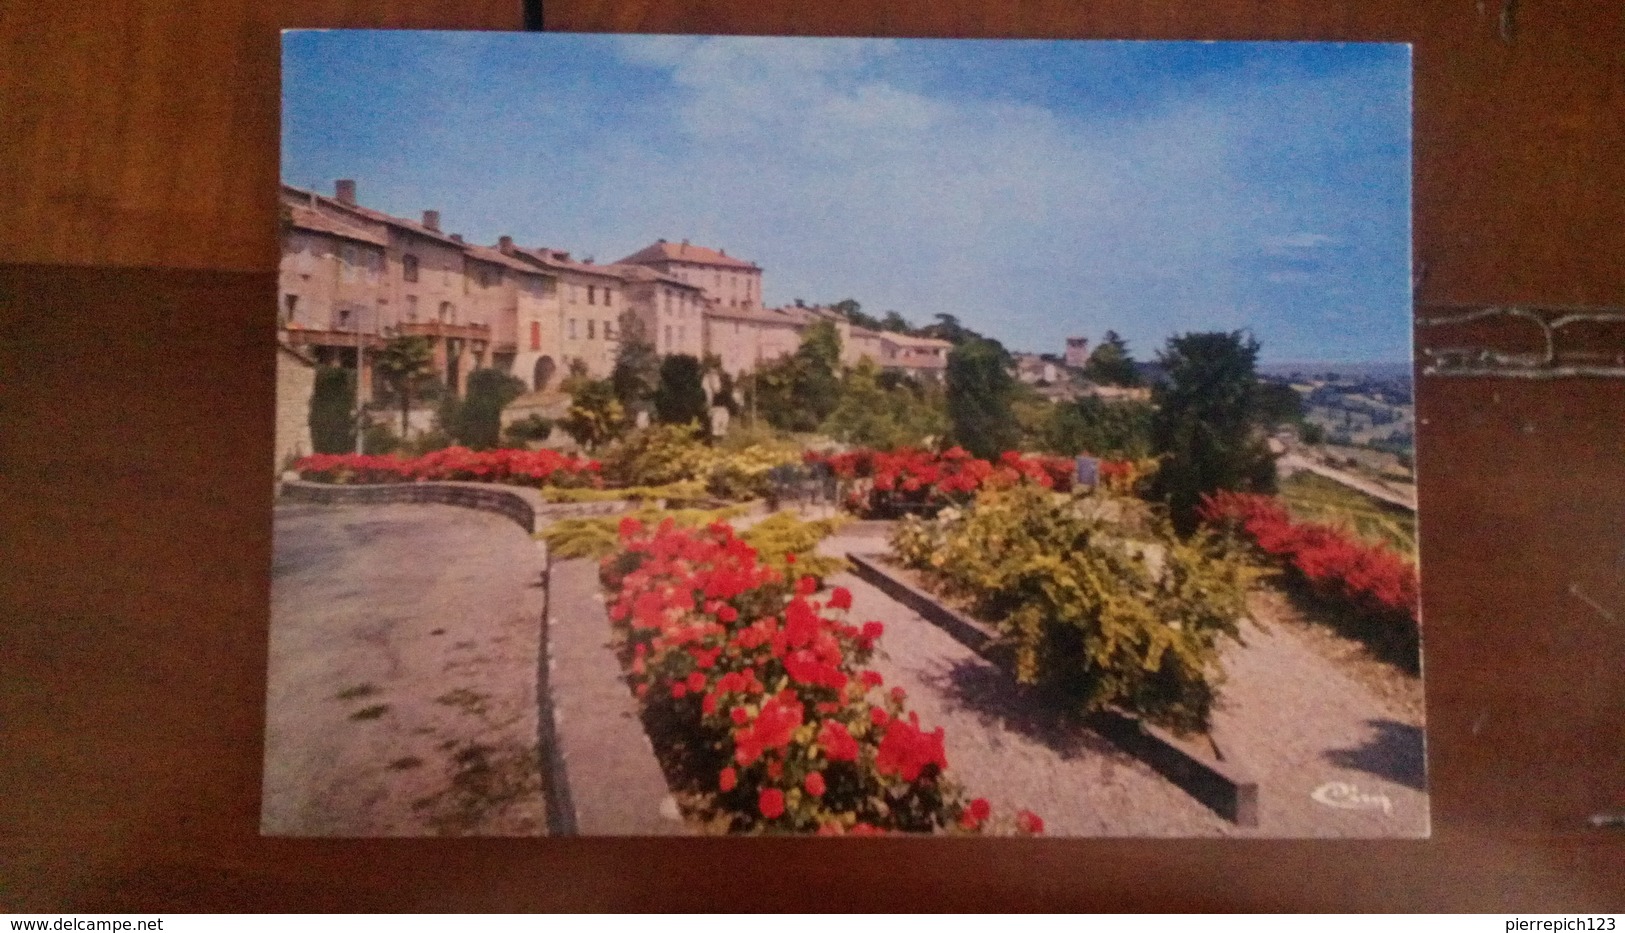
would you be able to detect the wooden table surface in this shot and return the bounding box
[1,0,1620,912]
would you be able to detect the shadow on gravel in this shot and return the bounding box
[920,657,1126,762]
[1322,718,1427,790]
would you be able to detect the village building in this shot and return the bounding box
[1013,352,1061,385]
[277,179,953,429]
[617,239,764,312]
[497,242,625,385]
[1065,336,1091,368]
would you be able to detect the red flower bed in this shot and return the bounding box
[807,446,1110,518]
[1198,491,1420,638]
[602,516,1042,835]
[292,447,601,488]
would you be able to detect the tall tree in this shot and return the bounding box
[754,322,843,432]
[309,365,357,454]
[611,313,661,416]
[448,368,527,450]
[946,337,1019,459]
[653,353,709,429]
[1149,331,1278,534]
[1085,330,1140,386]
[373,335,437,435]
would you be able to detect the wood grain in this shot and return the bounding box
[0,0,1621,913]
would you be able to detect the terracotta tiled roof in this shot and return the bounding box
[609,264,706,290]
[879,331,953,349]
[285,204,389,248]
[462,242,554,275]
[505,245,630,282]
[618,240,760,271]
[282,183,466,249]
[704,305,799,326]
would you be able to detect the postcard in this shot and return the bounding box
[267,31,1422,837]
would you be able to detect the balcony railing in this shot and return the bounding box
[280,324,386,349]
[395,320,492,341]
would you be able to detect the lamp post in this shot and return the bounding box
[352,307,365,455]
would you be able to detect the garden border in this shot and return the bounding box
[278,477,643,533]
[846,551,1260,826]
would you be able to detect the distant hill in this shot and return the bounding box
[1258,360,1413,382]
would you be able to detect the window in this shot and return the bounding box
[530,321,541,351]
[283,294,298,324]
[440,301,454,324]
[588,320,596,340]
[678,326,685,345]
[569,319,577,340]
[587,285,596,305]
[665,325,673,346]
[664,292,672,314]
[604,288,613,307]
[405,295,418,322]
[403,254,419,283]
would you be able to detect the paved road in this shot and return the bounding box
[263,502,548,836]
[820,527,1428,837]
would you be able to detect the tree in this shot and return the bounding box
[1085,330,1140,386]
[446,368,526,450]
[753,322,843,432]
[822,358,948,449]
[559,378,628,452]
[1044,396,1154,459]
[1254,380,1306,430]
[611,313,661,416]
[653,353,709,429]
[946,337,1019,459]
[1149,331,1278,534]
[504,413,553,447]
[879,310,914,334]
[310,365,357,454]
[373,335,438,435]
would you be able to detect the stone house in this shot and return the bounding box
[612,264,708,360]
[617,239,764,312]
[499,242,624,385]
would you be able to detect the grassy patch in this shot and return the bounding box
[1280,471,1416,555]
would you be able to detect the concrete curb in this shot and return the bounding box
[847,551,1260,827]
[541,557,688,836]
[278,478,642,534]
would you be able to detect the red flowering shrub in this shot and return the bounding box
[806,446,1113,518]
[602,517,1041,835]
[1198,491,1420,652]
[293,447,601,489]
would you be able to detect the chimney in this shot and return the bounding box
[450,234,464,243]
[335,179,357,205]
[422,210,440,232]
[719,248,726,256]
[499,235,514,254]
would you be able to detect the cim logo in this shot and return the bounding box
[1311,781,1394,815]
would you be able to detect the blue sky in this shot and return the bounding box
[284,32,1412,363]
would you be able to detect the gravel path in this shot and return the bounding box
[263,502,548,836]
[820,530,1233,836]
[819,527,1429,837]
